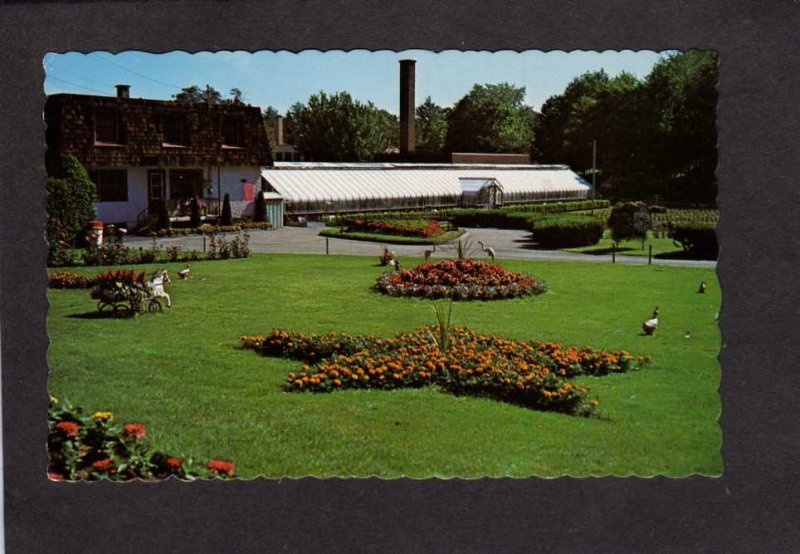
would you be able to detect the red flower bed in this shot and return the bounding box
[375,259,547,300]
[344,217,445,238]
[241,326,649,417]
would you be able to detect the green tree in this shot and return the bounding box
[173,85,223,104]
[46,155,96,245]
[415,96,448,153]
[445,83,536,153]
[288,92,398,161]
[221,193,233,226]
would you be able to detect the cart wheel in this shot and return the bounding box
[98,301,112,313]
[113,304,130,318]
[148,299,162,313]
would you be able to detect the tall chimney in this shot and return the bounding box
[399,59,416,154]
[274,116,285,146]
[115,84,130,99]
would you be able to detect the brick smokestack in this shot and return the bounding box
[399,59,416,154]
[116,84,130,99]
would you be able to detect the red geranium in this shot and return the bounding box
[166,457,183,470]
[54,421,79,437]
[91,458,114,471]
[123,422,146,439]
[207,459,235,477]
[48,471,65,481]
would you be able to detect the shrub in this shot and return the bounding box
[608,201,652,245]
[340,217,446,238]
[253,191,266,223]
[532,215,605,248]
[241,326,650,417]
[374,259,547,300]
[221,194,233,226]
[47,397,236,481]
[157,200,171,230]
[190,196,202,228]
[45,155,97,245]
[49,271,92,289]
[667,222,718,259]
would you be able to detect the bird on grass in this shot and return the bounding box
[698,281,707,293]
[642,307,659,336]
[477,241,496,262]
[178,264,191,280]
[424,244,436,263]
[685,330,691,339]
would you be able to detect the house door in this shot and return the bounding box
[148,170,165,213]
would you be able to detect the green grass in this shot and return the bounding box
[47,254,721,478]
[319,226,465,245]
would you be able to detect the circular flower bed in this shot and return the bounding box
[374,259,547,300]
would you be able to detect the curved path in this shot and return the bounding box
[125,227,716,269]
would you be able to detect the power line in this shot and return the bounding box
[46,75,112,95]
[98,53,184,91]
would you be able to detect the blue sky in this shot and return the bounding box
[44,50,668,114]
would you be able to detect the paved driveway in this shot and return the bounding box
[125,227,716,268]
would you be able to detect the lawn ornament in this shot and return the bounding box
[178,264,191,279]
[379,246,396,266]
[150,269,171,308]
[698,281,707,293]
[424,244,436,262]
[477,241,496,262]
[684,329,691,339]
[642,307,659,336]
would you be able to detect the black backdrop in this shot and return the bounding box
[2,1,799,551]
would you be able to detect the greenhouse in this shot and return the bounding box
[260,162,594,215]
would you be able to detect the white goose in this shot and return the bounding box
[642,307,659,336]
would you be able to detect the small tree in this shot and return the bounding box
[190,196,202,228]
[608,202,652,248]
[221,193,233,226]
[46,155,96,245]
[253,191,266,223]
[157,200,171,230]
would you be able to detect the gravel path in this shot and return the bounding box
[125,227,717,269]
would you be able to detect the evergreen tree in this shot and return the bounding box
[157,200,171,230]
[190,196,202,228]
[253,191,266,223]
[221,193,233,226]
[45,155,96,245]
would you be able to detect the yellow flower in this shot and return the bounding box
[91,411,113,421]
[49,395,59,406]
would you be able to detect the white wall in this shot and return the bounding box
[94,167,148,228]
[93,165,262,227]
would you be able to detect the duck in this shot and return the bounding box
[698,281,707,293]
[642,307,659,336]
[178,264,191,280]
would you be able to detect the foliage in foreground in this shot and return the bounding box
[241,326,649,417]
[374,259,547,300]
[47,398,236,481]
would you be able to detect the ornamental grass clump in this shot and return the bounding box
[47,398,236,481]
[375,259,547,301]
[241,326,650,417]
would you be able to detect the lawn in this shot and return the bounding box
[47,254,721,478]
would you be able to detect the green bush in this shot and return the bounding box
[532,215,605,248]
[667,223,718,259]
[608,202,652,245]
[46,155,97,248]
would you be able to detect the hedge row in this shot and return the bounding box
[667,223,718,259]
[447,210,603,248]
[498,199,610,213]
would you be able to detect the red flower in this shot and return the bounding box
[48,471,65,481]
[166,457,183,470]
[54,421,79,437]
[91,458,114,471]
[123,422,146,439]
[207,459,235,477]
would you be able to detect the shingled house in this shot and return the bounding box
[45,85,272,228]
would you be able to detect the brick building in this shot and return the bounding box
[45,85,271,228]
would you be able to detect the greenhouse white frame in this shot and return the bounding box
[260,162,594,214]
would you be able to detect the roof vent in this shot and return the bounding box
[115,84,130,99]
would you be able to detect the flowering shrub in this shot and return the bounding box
[47,398,237,480]
[375,259,547,300]
[49,271,93,289]
[241,326,649,417]
[341,217,445,238]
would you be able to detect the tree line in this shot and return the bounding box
[179,50,718,204]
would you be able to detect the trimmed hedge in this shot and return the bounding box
[498,199,610,213]
[667,223,718,259]
[532,215,605,248]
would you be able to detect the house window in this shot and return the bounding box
[222,117,243,147]
[94,107,123,144]
[89,169,128,202]
[163,115,189,146]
